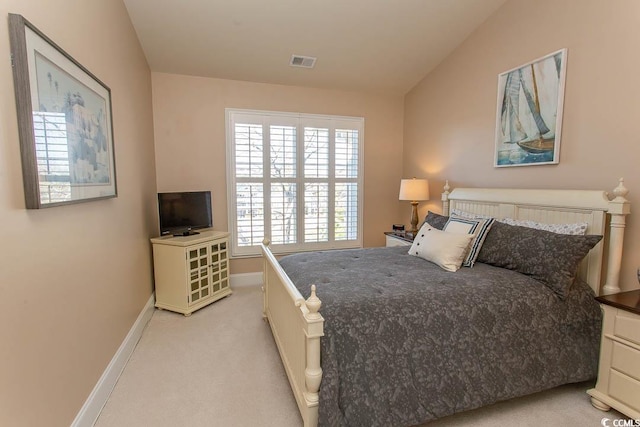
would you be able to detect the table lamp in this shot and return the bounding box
[399,178,430,233]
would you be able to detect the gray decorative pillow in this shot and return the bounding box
[476,222,602,299]
[423,211,449,230]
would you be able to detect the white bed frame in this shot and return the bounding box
[260,180,630,427]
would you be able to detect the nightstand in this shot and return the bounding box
[384,231,415,247]
[587,289,640,419]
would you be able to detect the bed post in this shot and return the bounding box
[602,178,631,295]
[303,285,323,427]
[442,180,451,215]
[262,238,270,320]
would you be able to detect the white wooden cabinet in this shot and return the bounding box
[151,229,232,316]
[588,290,640,419]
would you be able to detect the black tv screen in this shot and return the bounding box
[158,191,212,236]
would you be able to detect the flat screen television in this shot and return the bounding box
[158,191,212,236]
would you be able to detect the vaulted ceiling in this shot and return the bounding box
[123,0,507,95]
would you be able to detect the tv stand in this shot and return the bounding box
[174,230,200,237]
[151,230,231,316]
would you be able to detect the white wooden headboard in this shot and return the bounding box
[441,179,630,296]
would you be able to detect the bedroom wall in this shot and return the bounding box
[403,0,640,291]
[0,1,157,426]
[152,72,405,273]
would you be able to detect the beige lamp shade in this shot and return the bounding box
[399,178,430,201]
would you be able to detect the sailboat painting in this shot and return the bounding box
[494,49,567,167]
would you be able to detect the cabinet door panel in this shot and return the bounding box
[191,291,200,303]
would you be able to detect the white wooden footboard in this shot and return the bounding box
[260,240,323,427]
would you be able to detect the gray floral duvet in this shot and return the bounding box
[278,246,602,427]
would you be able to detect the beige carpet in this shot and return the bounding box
[95,284,626,427]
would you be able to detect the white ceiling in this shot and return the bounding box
[123,0,507,95]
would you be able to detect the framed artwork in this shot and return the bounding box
[494,48,567,167]
[8,14,117,208]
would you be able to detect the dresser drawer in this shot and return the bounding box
[609,369,640,410]
[612,342,640,382]
[385,235,411,247]
[614,310,640,345]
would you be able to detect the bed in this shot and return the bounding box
[260,180,631,427]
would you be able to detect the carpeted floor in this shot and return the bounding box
[95,284,626,427]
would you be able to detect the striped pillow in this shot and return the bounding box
[444,216,496,267]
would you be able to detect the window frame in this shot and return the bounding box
[225,108,364,258]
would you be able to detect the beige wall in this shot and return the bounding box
[152,73,405,273]
[6,0,632,423]
[0,2,157,426]
[404,0,640,291]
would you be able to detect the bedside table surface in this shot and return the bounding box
[596,289,640,315]
[384,231,415,243]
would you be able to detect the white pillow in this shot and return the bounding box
[450,208,494,220]
[444,216,496,267]
[408,223,473,272]
[498,218,588,235]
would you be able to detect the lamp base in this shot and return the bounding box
[410,201,420,234]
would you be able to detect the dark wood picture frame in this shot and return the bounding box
[8,13,117,209]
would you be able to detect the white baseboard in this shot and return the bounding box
[71,294,155,427]
[230,272,263,288]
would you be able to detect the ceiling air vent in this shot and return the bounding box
[289,55,316,69]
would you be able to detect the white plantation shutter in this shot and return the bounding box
[270,125,296,178]
[335,182,358,241]
[226,109,363,256]
[304,127,329,178]
[335,129,359,241]
[304,182,329,243]
[271,182,296,244]
[335,129,359,178]
[234,123,263,178]
[235,182,264,246]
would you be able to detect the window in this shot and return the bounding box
[226,109,364,256]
